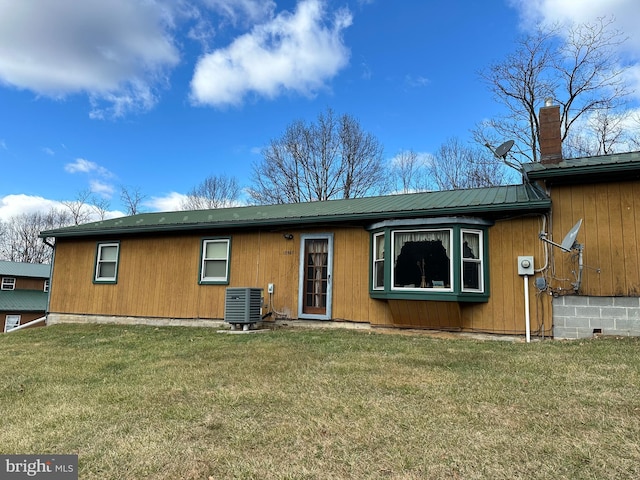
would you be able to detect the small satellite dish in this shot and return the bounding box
[560,219,582,252]
[494,140,515,159]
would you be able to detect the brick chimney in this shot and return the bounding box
[539,99,562,164]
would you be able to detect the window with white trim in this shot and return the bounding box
[94,242,120,283]
[1,277,16,290]
[373,232,385,290]
[462,230,483,292]
[5,315,20,332]
[200,238,230,284]
[44,279,50,292]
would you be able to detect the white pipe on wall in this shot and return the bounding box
[524,275,531,343]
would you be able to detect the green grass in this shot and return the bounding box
[1,324,640,479]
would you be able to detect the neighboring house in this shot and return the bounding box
[0,261,51,332]
[39,105,640,339]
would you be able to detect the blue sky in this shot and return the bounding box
[1,0,639,221]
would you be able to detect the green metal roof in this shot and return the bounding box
[523,150,640,181]
[0,290,48,312]
[0,261,51,278]
[41,184,550,239]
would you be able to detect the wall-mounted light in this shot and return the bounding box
[283,233,294,240]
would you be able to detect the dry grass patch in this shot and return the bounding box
[1,325,639,479]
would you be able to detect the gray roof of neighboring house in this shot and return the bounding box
[523,150,640,181]
[0,290,48,312]
[40,184,551,238]
[0,261,51,279]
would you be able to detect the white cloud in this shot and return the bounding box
[0,194,124,223]
[0,139,6,150]
[190,0,352,107]
[42,147,55,156]
[201,0,276,26]
[0,0,180,117]
[89,180,115,198]
[0,194,62,222]
[404,75,430,88]
[144,192,189,212]
[64,158,113,178]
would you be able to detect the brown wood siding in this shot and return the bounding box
[460,217,552,336]
[49,229,392,324]
[388,300,462,329]
[49,220,551,334]
[14,278,47,291]
[550,180,640,296]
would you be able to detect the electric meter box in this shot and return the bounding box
[517,256,534,276]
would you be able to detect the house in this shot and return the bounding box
[0,261,51,332]
[39,105,640,339]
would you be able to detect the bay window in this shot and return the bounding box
[369,219,490,302]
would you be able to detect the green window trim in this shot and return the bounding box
[199,237,231,285]
[368,218,491,302]
[94,242,120,284]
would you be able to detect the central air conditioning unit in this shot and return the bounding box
[224,287,263,330]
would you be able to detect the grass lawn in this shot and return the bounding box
[1,324,639,479]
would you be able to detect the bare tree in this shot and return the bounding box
[389,149,428,193]
[248,108,387,204]
[61,189,94,225]
[564,108,631,157]
[429,137,509,191]
[120,186,147,215]
[90,196,111,220]
[181,174,240,210]
[477,17,629,162]
[0,209,72,263]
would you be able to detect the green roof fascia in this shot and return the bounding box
[0,290,48,312]
[40,184,550,239]
[524,151,640,181]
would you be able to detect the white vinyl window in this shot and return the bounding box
[1,277,16,291]
[95,242,120,283]
[373,232,385,290]
[461,230,484,292]
[200,238,230,284]
[44,279,50,292]
[4,315,20,332]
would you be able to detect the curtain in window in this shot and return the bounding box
[463,232,480,259]
[462,232,481,290]
[394,231,450,260]
[374,235,385,288]
[393,230,451,288]
[308,240,328,307]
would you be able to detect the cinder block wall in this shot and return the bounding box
[553,296,640,339]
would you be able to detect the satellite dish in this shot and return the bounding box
[494,140,514,159]
[560,219,582,252]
